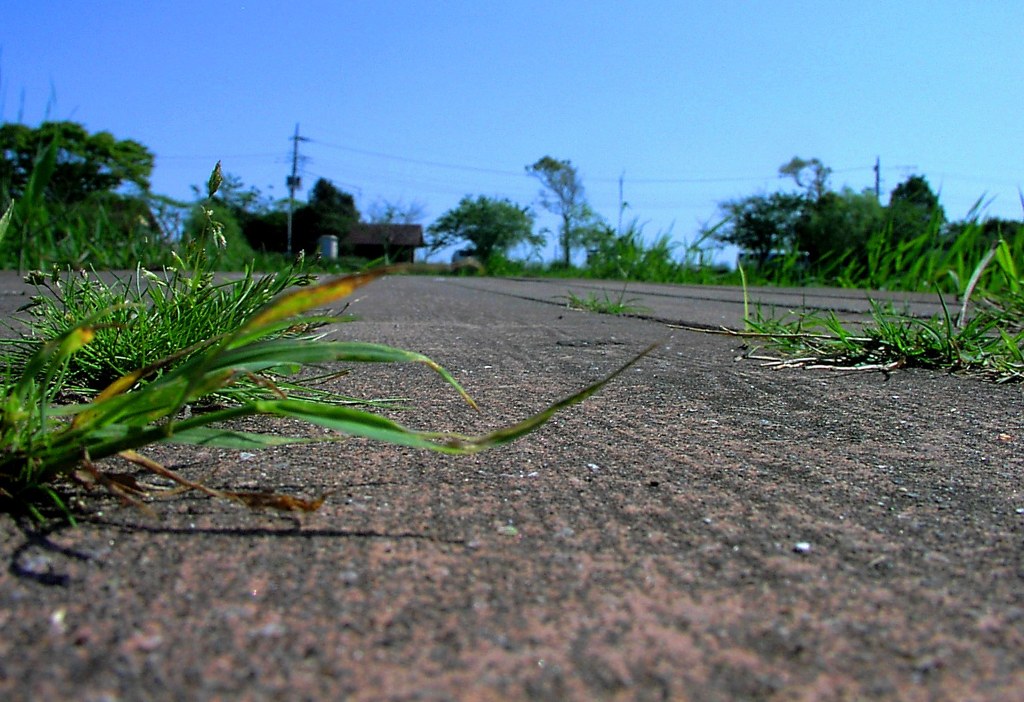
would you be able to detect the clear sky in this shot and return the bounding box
[3,1,1022,262]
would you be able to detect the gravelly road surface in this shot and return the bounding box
[1,273,1022,701]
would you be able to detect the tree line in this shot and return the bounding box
[2,121,1018,280]
[0,121,422,269]
[433,154,1021,284]
[712,156,952,273]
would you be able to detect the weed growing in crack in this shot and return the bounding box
[564,286,649,316]
[720,238,1024,382]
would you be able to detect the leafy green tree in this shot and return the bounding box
[0,121,153,206]
[242,178,359,255]
[795,187,886,269]
[294,178,359,255]
[709,192,805,267]
[887,174,945,243]
[428,195,540,263]
[240,210,288,253]
[526,156,597,267]
[0,122,159,269]
[777,156,882,271]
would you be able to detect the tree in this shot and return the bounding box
[428,196,540,263]
[795,187,886,269]
[292,178,359,254]
[0,121,153,206]
[365,198,426,225]
[0,122,158,269]
[526,156,596,267]
[303,178,359,233]
[889,174,942,213]
[779,156,831,202]
[288,178,360,255]
[243,179,360,255]
[709,192,805,267]
[887,175,944,243]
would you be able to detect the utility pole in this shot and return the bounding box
[874,156,881,199]
[617,171,625,236]
[286,124,309,255]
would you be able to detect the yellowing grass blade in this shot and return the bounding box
[232,262,479,344]
[0,204,13,243]
[14,326,97,402]
[236,267,393,339]
[91,339,214,404]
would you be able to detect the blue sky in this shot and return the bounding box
[3,1,1022,262]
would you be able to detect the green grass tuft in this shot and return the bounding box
[564,288,649,316]
[733,238,1024,382]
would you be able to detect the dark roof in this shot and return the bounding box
[347,223,424,247]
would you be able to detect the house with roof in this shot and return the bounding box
[341,223,424,263]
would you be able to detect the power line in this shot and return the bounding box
[161,134,1011,221]
[308,138,525,177]
[308,138,780,184]
[160,136,947,195]
[158,152,283,160]
[306,139,925,187]
[302,168,363,195]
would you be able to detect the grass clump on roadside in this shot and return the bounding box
[731,237,1024,382]
[564,287,650,316]
[11,255,317,396]
[0,166,656,522]
[4,163,321,398]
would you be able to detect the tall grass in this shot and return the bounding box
[535,220,732,286]
[526,201,1023,296]
[0,139,177,271]
[734,226,1024,382]
[831,205,1024,294]
[584,220,683,282]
